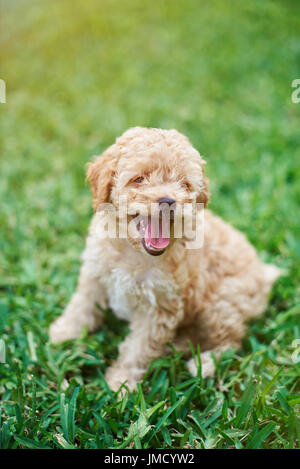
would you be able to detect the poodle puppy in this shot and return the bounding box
[49,127,280,391]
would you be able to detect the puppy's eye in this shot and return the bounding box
[133,176,144,184]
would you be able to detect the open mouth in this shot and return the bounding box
[136,214,173,256]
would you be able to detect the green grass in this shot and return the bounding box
[0,0,300,449]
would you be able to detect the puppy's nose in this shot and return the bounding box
[158,197,176,206]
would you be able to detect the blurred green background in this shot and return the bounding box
[0,0,299,449]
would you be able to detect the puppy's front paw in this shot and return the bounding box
[49,315,83,343]
[105,366,138,393]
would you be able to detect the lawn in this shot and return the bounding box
[0,0,299,449]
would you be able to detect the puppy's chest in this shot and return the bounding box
[105,265,179,321]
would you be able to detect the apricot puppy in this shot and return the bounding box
[49,127,280,391]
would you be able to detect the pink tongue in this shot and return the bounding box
[145,220,170,249]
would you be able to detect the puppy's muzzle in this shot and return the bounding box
[137,198,176,256]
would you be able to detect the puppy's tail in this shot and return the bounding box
[263,263,282,286]
[245,263,282,321]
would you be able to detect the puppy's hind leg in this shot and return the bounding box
[49,260,105,343]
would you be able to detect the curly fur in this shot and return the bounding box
[50,127,281,391]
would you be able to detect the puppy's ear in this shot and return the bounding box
[197,161,209,207]
[86,144,119,211]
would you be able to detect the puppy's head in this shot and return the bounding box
[87,127,208,256]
